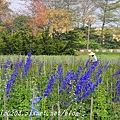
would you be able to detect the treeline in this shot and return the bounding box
[0,24,120,55]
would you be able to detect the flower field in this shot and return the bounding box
[0,53,120,120]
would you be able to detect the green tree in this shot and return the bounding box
[41,28,57,55]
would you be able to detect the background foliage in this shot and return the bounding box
[0,0,120,55]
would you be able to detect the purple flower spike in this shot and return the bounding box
[22,52,32,78]
[38,62,44,75]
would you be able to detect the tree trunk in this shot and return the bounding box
[100,0,108,44]
[87,23,90,50]
[101,17,105,44]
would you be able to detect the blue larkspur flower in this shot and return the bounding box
[91,77,102,92]
[30,97,42,104]
[59,70,74,94]
[30,104,37,111]
[2,59,12,81]
[85,59,90,68]
[74,66,82,81]
[38,62,44,75]
[112,69,120,76]
[22,52,32,78]
[6,71,18,99]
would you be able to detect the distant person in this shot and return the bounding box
[88,52,97,64]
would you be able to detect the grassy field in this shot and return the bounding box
[1,53,120,64]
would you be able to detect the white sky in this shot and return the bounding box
[8,0,26,11]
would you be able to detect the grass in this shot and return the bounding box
[0,53,120,64]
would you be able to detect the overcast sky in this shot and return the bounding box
[8,0,26,11]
